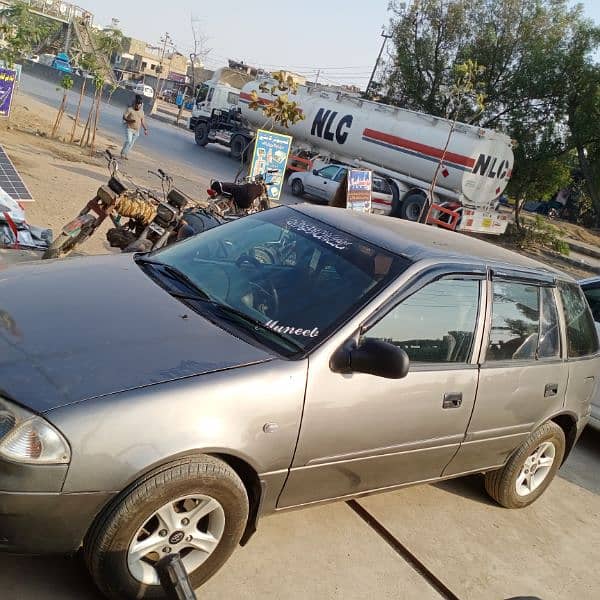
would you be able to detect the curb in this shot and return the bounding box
[546,249,600,275]
[150,113,188,130]
[565,239,600,261]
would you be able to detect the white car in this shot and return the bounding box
[289,165,394,212]
[579,277,600,427]
[124,82,155,99]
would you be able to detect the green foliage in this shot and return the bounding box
[504,215,570,256]
[249,71,304,128]
[386,0,600,222]
[61,75,74,91]
[0,1,60,66]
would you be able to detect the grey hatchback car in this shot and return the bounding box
[1,205,598,599]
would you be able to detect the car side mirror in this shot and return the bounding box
[330,338,410,380]
[312,169,320,176]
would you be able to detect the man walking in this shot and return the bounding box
[121,94,148,159]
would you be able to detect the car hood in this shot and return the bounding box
[0,254,273,413]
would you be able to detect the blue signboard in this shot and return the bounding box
[0,68,17,118]
[249,129,293,201]
[347,169,372,212]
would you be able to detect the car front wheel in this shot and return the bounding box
[291,179,305,197]
[84,455,248,599]
[484,421,565,508]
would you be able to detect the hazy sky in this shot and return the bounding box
[76,1,600,89]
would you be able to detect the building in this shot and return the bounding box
[113,36,188,90]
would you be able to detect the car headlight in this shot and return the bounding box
[0,398,70,465]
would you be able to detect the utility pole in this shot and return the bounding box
[151,32,173,114]
[365,29,392,99]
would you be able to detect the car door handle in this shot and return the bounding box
[544,384,558,398]
[443,392,463,409]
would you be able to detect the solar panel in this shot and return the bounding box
[0,145,33,202]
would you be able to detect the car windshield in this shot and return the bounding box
[141,207,409,356]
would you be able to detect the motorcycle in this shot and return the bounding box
[43,151,157,259]
[118,169,223,252]
[206,170,276,218]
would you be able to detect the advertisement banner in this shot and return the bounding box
[347,169,372,212]
[0,68,17,118]
[250,129,293,201]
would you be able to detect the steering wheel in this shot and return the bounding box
[235,253,279,318]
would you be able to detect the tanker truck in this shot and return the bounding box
[191,77,514,233]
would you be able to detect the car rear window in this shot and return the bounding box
[559,282,599,358]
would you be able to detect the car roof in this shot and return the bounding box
[580,276,600,286]
[291,204,575,282]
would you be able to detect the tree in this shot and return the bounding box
[385,0,600,221]
[51,74,74,138]
[0,1,60,66]
[248,71,304,128]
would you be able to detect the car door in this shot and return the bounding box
[310,165,342,200]
[444,273,568,476]
[278,272,485,508]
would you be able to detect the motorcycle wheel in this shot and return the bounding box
[42,231,85,259]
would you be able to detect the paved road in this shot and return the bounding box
[18,74,297,206]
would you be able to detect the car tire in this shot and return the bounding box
[84,455,248,600]
[484,421,565,509]
[291,179,304,197]
[230,135,250,162]
[396,193,426,221]
[194,122,209,147]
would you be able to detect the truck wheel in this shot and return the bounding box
[195,122,209,147]
[291,179,304,197]
[230,135,249,162]
[84,455,249,599]
[396,193,426,221]
[484,421,565,509]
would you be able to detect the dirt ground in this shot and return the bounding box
[1,93,207,256]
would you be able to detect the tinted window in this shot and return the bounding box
[334,168,347,183]
[365,279,480,363]
[372,177,392,195]
[318,166,339,180]
[582,283,600,322]
[559,283,599,358]
[227,92,239,105]
[147,207,410,356]
[538,287,560,359]
[487,282,540,361]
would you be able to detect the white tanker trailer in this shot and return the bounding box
[190,76,514,231]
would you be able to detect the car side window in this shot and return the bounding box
[334,168,347,183]
[559,283,599,358]
[582,284,600,322]
[487,282,540,361]
[364,279,480,363]
[318,166,340,180]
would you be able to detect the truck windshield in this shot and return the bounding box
[196,83,209,103]
[142,207,410,356]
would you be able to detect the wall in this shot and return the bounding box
[20,60,140,109]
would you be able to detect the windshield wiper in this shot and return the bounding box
[136,257,211,300]
[209,302,304,353]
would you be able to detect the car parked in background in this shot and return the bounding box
[289,164,394,212]
[52,52,73,74]
[579,276,600,427]
[1,205,598,599]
